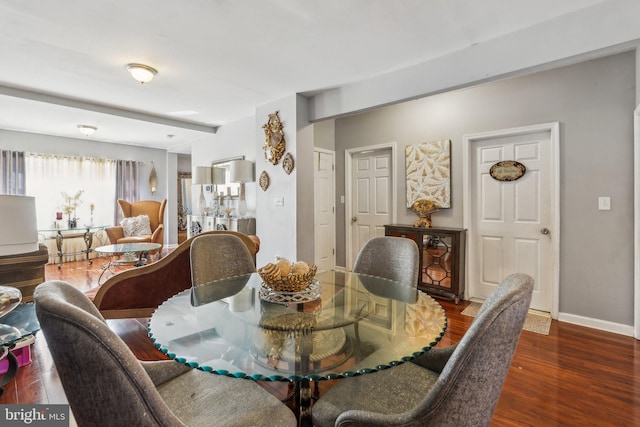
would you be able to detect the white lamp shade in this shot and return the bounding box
[192,166,212,185]
[212,167,226,185]
[230,160,255,183]
[0,195,38,256]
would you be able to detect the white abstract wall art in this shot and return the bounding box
[405,139,451,208]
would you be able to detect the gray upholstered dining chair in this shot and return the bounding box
[353,236,420,287]
[189,233,257,306]
[34,281,297,427]
[190,233,256,286]
[312,273,534,427]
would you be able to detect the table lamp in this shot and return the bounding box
[0,195,38,257]
[192,166,212,216]
[211,167,226,217]
[230,160,255,218]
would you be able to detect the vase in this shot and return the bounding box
[414,213,432,228]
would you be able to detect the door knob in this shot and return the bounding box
[351,216,357,222]
[540,228,550,235]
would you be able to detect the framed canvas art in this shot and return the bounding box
[406,139,451,208]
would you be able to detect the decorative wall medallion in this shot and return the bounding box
[262,111,286,165]
[489,161,526,181]
[283,153,294,175]
[259,171,270,191]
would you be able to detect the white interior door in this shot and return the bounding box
[348,148,392,269]
[314,149,335,270]
[466,124,559,313]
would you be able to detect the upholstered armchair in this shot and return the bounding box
[105,199,167,248]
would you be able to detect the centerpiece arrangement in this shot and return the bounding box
[258,258,317,293]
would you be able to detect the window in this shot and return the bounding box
[25,153,117,230]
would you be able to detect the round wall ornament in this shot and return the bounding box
[489,161,526,182]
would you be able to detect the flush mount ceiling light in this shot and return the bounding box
[126,63,157,84]
[77,125,97,136]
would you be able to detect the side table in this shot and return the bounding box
[94,243,162,284]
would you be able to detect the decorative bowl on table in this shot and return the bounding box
[258,258,317,293]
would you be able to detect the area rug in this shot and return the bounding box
[461,301,551,335]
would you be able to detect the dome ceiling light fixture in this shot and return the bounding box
[126,63,158,84]
[77,125,97,136]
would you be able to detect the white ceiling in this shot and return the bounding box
[0,0,608,153]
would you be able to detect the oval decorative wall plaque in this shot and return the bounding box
[259,170,270,191]
[282,152,294,175]
[489,161,526,182]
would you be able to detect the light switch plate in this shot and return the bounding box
[598,197,611,211]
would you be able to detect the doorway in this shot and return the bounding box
[314,149,336,270]
[345,143,397,270]
[463,123,560,315]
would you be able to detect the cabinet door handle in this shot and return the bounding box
[351,216,357,222]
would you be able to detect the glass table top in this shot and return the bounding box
[94,243,162,254]
[149,270,447,382]
[0,302,40,345]
[38,225,109,233]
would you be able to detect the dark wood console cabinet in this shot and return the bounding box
[384,224,466,304]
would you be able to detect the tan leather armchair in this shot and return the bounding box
[105,199,167,248]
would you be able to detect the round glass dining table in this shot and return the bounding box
[148,270,447,421]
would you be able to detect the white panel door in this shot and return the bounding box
[471,130,553,311]
[314,150,335,270]
[350,149,392,268]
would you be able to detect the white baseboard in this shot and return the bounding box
[558,312,634,337]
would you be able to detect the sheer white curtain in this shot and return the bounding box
[25,153,117,262]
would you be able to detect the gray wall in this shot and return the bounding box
[334,51,635,325]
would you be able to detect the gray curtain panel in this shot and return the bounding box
[115,160,140,224]
[0,150,25,195]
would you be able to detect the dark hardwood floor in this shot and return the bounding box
[2,254,639,426]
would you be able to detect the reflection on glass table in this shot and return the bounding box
[149,270,447,423]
